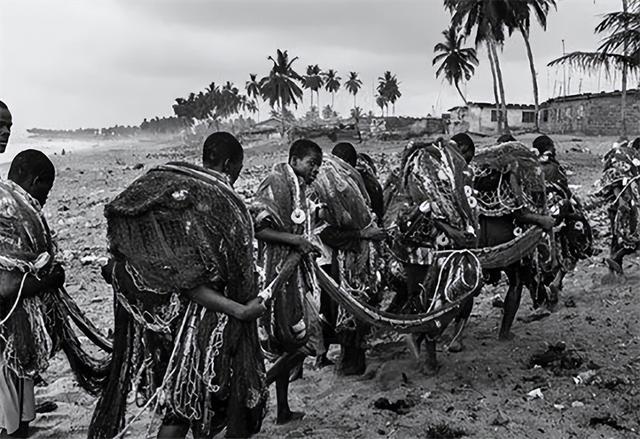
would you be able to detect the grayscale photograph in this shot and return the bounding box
[0,0,638,437]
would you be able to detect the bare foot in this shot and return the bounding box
[420,362,440,376]
[498,331,515,341]
[446,339,465,353]
[276,410,305,425]
[315,354,334,369]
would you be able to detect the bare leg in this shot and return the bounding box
[447,297,474,353]
[499,267,522,340]
[157,421,189,439]
[421,338,439,376]
[276,363,305,425]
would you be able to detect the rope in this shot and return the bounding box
[612,174,640,206]
[111,302,195,439]
[0,272,29,325]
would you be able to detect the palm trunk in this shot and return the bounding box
[486,42,502,132]
[520,26,540,131]
[621,0,629,137]
[455,82,469,105]
[353,94,357,111]
[310,89,314,110]
[490,41,510,133]
[332,92,335,108]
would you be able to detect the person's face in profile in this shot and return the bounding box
[0,108,13,153]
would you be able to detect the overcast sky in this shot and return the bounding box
[0,0,621,132]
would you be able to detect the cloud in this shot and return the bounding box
[0,0,617,131]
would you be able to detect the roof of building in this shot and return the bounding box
[448,102,535,112]
[541,88,640,106]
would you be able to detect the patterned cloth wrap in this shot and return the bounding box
[250,163,322,358]
[540,157,593,272]
[472,141,550,306]
[597,146,640,250]
[101,162,267,437]
[471,141,547,217]
[0,180,55,378]
[312,155,380,334]
[384,141,481,322]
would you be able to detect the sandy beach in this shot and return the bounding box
[10,134,639,438]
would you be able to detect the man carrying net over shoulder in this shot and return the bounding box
[89,132,268,439]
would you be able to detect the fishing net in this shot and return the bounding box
[250,163,320,357]
[385,141,478,253]
[90,163,267,439]
[596,147,640,251]
[472,141,546,217]
[0,180,109,392]
[312,155,373,230]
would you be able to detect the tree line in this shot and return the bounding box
[172,49,402,135]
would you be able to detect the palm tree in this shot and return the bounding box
[323,69,342,109]
[508,0,557,131]
[444,0,512,133]
[246,74,261,100]
[376,95,387,117]
[259,49,304,136]
[549,0,639,137]
[433,25,479,105]
[377,71,401,116]
[302,65,323,111]
[344,72,363,110]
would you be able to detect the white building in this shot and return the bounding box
[448,102,536,134]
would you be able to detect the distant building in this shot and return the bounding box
[540,89,640,136]
[448,102,536,134]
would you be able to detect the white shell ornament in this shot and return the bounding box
[419,200,431,213]
[436,233,450,247]
[633,158,640,167]
[464,185,473,197]
[513,227,523,237]
[291,208,306,224]
[467,196,478,209]
[437,170,448,181]
[574,221,584,231]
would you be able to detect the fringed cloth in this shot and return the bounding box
[382,141,481,334]
[471,141,547,217]
[385,140,479,264]
[312,156,380,339]
[0,181,109,434]
[596,146,640,250]
[250,163,322,358]
[541,158,593,272]
[89,163,267,439]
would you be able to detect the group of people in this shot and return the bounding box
[0,97,634,438]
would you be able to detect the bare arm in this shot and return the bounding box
[515,210,555,231]
[0,270,55,299]
[256,227,322,255]
[183,285,265,321]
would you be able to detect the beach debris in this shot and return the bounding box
[526,388,544,400]
[553,404,566,411]
[491,295,504,308]
[426,422,467,438]
[373,397,415,415]
[518,310,551,323]
[35,401,58,414]
[564,297,577,308]
[491,409,510,426]
[589,415,629,432]
[573,370,598,385]
[571,401,585,408]
[527,342,583,373]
